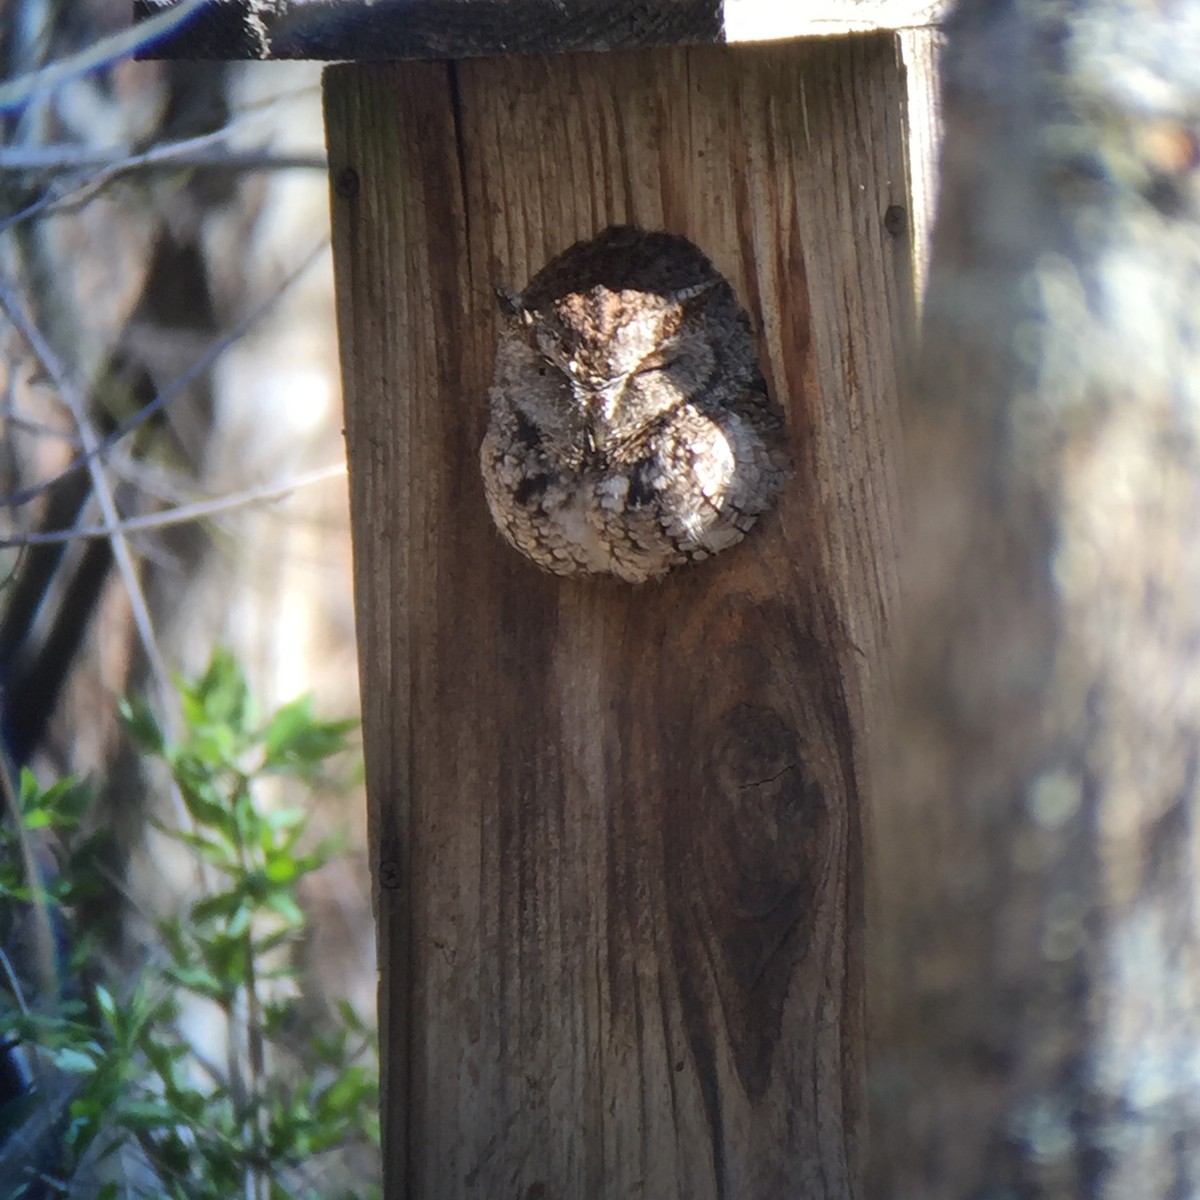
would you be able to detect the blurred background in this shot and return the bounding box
[1,3,375,1195]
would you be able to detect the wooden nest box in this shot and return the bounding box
[143,2,944,1196]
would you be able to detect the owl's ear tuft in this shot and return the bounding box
[495,286,529,321]
[671,279,720,308]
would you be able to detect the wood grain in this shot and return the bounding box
[326,38,911,1199]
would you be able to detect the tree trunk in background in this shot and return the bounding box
[871,1,1200,1195]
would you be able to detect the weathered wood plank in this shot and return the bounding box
[136,0,947,59]
[327,36,911,1199]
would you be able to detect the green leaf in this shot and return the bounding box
[172,771,240,844]
[119,694,166,755]
[94,984,117,1025]
[117,1098,180,1127]
[191,889,245,923]
[164,962,226,1001]
[198,930,248,983]
[263,891,304,925]
[15,648,379,1196]
[317,1064,376,1117]
[17,767,44,814]
[50,1045,98,1074]
[17,768,93,829]
[263,694,315,759]
[142,1035,185,1078]
[262,853,301,885]
[226,904,252,939]
[253,928,301,958]
[335,998,370,1035]
[186,646,255,735]
[263,807,306,831]
[166,828,238,869]
[263,701,358,775]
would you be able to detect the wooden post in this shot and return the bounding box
[325,36,914,1198]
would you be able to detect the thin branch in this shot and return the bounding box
[0,0,211,112]
[0,275,171,709]
[0,100,326,237]
[0,463,347,548]
[0,408,82,446]
[0,176,88,238]
[0,117,323,176]
[0,945,30,1017]
[0,80,325,173]
[0,147,326,174]
[2,237,331,511]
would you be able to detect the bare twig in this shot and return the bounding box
[2,237,331,512]
[0,98,325,236]
[0,275,171,705]
[0,463,347,548]
[0,409,82,446]
[0,0,211,112]
[0,116,323,177]
[0,945,31,1016]
[0,147,326,174]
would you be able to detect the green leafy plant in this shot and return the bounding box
[0,649,377,1200]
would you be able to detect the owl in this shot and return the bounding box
[480,226,791,584]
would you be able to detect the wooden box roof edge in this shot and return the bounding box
[134,0,947,61]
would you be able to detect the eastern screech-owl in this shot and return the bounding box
[480,226,791,583]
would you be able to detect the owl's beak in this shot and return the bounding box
[584,411,610,456]
[588,381,628,456]
[581,381,624,456]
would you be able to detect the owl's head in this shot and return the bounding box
[495,273,723,459]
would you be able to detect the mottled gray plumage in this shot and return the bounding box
[480,226,791,583]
